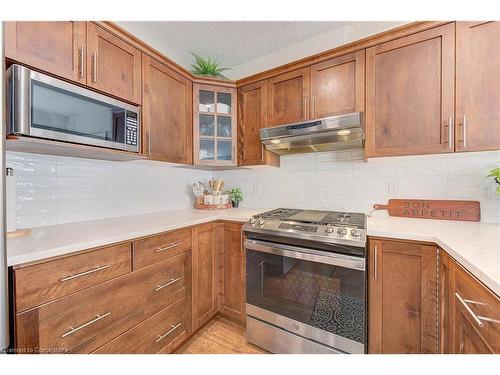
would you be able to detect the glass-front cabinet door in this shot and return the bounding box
[194,84,237,166]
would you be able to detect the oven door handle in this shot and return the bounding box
[244,239,365,271]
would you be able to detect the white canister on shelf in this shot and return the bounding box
[6,168,17,232]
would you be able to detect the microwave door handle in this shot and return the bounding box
[244,239,365,271]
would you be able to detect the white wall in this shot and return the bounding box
[7,149,500,228]
[6,152,212,228]
[219,150,500,223]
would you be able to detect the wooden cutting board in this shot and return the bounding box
[373,199,480,222]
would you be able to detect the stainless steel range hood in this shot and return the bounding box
[260,112,364,155]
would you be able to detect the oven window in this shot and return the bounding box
[31,81,125,142]
[246,249,365,344]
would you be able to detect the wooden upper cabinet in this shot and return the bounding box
[86,22,142,104]
[267,67,310,127]
[455,21,500,152]
[238,81,280,167]
[193,84,237,166]
[142,54,193,163]
[365,24,455,158]
[217,222,245,323]
[4,21,86,84]
[310,50,365,119]
[192,223,218,330]
[369,238,438,354]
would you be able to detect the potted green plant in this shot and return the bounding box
[487,167,500,195]
[190,52,229,79]
[227,188,244,208]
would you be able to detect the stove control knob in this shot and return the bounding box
[249,217,257,224]
[325,225,334,234]
[351,229,361,237]
[337,227,348,236]
[258,217,265,226]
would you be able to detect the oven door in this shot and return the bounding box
[7,64,140,152]
[245,239,366,354]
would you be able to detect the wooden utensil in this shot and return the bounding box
[372,199,480,222]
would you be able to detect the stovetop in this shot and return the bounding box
[243,208,367,249]
[257,208,366,228]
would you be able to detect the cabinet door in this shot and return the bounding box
[86,22,142,104]
[218,222,245,323]
[439,249,455,354]
[192,223,218,330]
[365,24,455,157]
[238,81,280,167]
[369,239,438,353]
[142,54,192,163]
[456,21,500,152]
[453,262,500,353]
[267,68,310,127]
[193,84,237,166]
[4,21,86,83]
[310,50,365,119]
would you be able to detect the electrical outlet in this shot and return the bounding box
[388,181,398,197]
[479,182,493,200]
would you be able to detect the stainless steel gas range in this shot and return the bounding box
[243,208,367,354]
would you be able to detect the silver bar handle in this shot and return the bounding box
[448,117,453,149]
[462,115,467,148]
[154,241,182,253]
[244,239,365,271]
[303,97,308,119]
[154,277,182,292]
[455,293,484,328]
[477,316,500,324]
[374,244,378,279]
[91,52,97,83]
[60,264,111,282]
[147,131,151,156]
[155,322,182,343]
[79,45,85,79]
[61,312,111,338]
[312,95,316,118]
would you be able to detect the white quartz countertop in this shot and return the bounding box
[7,208,500,295]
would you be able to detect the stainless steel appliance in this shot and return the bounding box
[6,64,140,153]
[243,208,367,354]
[260,112,364,155]
[1,23,10,352]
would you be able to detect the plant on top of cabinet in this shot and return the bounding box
[193,84,237,166]
[190,52,229,79]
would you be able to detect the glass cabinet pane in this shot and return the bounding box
[217,116,232,138]
[199,90,215,113]
[217,140,232,161]
[199,139,215,160]
[216,92,232,114]
[199,114,214,136]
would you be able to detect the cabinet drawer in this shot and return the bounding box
[15,253,188,353]
[93,296,187,353]
[14,243,132,312]
[133,228,192,269]
[454,263,500,353]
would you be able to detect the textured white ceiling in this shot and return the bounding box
[116,21,406,79]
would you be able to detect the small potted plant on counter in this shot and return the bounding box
[227,188,244,208]
[487,167,500,195]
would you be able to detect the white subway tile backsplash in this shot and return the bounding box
[8,149,500,228]
[219,150,500,223]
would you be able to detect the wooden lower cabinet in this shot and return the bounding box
[192,223,218,330]
[440,251,500,354]
[368,238,439,353]
[217,222,246,323]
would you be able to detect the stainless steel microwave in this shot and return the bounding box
[6,64,140,153]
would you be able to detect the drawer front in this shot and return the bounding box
[455,263,500,352]
[15,253,188,353]
[94,296,187,353]
[14,243,132,312]
[133,228,192,269]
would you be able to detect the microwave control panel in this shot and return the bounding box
[125,111,138,146]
